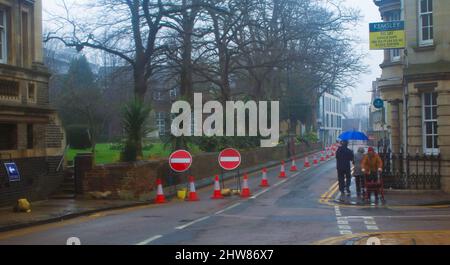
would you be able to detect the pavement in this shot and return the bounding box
[315,230,450,245]
[1,151,450,245]
[0,199,146,232]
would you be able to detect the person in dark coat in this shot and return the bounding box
[335,140,354,196]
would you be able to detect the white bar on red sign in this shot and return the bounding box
[220,157,240,162]
[170,158,192,163]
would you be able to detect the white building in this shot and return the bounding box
[317,92,344,146]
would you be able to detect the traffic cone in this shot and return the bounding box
[241,174,251,198]
[290,158,298,172]
[260,168,270,187]
[320,151,325,162]
[154,178,167,204]
[313,155,319,165]
[279,161,287,178]
[211,175,224,199]
[304,156,311,169]
[188,176,199,201]
[326,151,330,160]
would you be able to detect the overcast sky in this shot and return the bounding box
[42,0,384,104]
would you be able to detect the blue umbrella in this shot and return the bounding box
[338,130,369,141]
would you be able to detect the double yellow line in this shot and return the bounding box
[319,181,339,204]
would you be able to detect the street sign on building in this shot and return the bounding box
[218,148,241,171]
[373,98,384,109]
[169,150,193,172]
[4,162,20,182]
[369,21,405,50]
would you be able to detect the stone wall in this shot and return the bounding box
[82,143,322,201]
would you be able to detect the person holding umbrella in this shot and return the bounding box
[335,140,354,196]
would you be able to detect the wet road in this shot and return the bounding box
[1,158,450,245]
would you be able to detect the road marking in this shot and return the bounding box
[366,226,380,231]
[319,182,339,204]
[250,188,271,199]
[346,214,450,219]
[136,235,163,245]
[175,216,210,230]
[215,203,242,215]
[273,179,289,187]
[334,206,352,235]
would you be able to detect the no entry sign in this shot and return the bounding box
[169,150,192,172]
[218,148,241,171]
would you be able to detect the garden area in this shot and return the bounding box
[66,142,202,165]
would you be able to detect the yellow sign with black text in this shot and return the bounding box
[369,21,405,50]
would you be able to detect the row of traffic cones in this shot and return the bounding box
[155,149,338,204]
[155,173,254,204]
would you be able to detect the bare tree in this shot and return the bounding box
[45,0,181,102]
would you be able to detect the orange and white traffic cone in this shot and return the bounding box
[279,161,287,178]
[211,175,224,200]
[241,174,251,198]
[304,156,311,169]
[188,176,199,201]
[154,178,167,204]
[290,158,298,172]
[260,168,270,187]
[313,155,319,165]
[320,151,325,162]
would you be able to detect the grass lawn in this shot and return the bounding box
[66,142,201,165]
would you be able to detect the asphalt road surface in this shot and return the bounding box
[1,159,450,245]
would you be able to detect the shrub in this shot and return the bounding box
[121,100,152,162]
[66,125,92,149]
[121,142,139,162]
[298,132,319,144]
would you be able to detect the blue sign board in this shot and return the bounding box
[373,98,384,109]
[4,163,20,182]
[369,21,405,32]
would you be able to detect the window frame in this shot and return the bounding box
[27,82,36,103]
[422,92,439,155]
[169,88,177,101]
[156,112,166,136]
[385,10,402,62]
[0,8,8,64]
[418,0,434,47]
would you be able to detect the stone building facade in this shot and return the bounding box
[0,0,65,205]
[373,0,450,192]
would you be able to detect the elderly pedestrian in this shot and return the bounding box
[353,147,366,197]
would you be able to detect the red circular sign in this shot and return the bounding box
[218,148,241,171]
[169,150,193,172]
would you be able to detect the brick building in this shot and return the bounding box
[373,0,450,192]
[0,0,65,205]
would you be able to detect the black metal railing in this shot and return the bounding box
[378,149,441,190]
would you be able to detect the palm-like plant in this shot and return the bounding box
[122,100,151,162]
